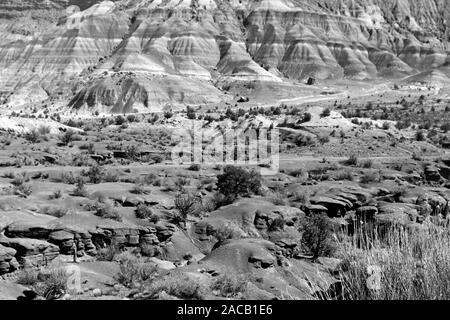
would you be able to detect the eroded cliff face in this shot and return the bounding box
[0,0,449,112]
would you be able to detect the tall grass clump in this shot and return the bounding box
[338,225,450,300]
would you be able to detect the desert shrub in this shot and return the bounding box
[53,171,77,184]
[213,224,236,249]
[268,216,286,231]
[93,202,122,222]
[145,274,205,300]
[71,153,95,167]
[174,177,190,190]
[269,184,288,205]
[164,111,173,119]
[132,183,151,195]
[126,114,137,123]
[141,173,158,185]
[188,163,201,171]
[173,192,198,225]
[13,182,32,198]
[441,122,450,132]
[16,268,39,286]
[83,164,105,184]
[10,173,30,186]
[97,244,122,262]
[302,112,312,122]
[335,170,354,181]
[201,197,216,213]
[115,115,127,125]
[216,166,261,199]
[24,129,41,143]
[124,145,140,160]
[48,190,63,200]
[211,274,248,298]
[318,135,330,144]
[31,268,68,300]
[115,252,158,288]
[294,133,315,147]
[186,106,196,120]
[135,204,158,222]
[308,168,330,181]
[360,171,380,184]
[300,213,336,260]
[345,154,358,166]
[41,206,68,218]
[59,130,76,145]
[161,179,176,192]
[321,108,331,117]
[38,125,51,135]
[103,170,119,182]
[415,130,426,141]
[72,177,88,197]
[361,159,374,168]
[66,119,81,128]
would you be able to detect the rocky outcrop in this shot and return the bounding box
[0,216,181,274]
[0,236,60,268]
[5,222,54,239]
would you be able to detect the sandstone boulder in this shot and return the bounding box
[5,222,54,239]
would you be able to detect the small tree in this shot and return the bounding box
[302,112,312,123]
[164,111,173,119]
[415,130,426,141]
[300,213,336,260]
[173,192,198,226]
[216,166,261,200]
[59,130,75,145]
[186,106,196,120]
[321,108,331,118]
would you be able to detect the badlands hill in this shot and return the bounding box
[0,0,449,113]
